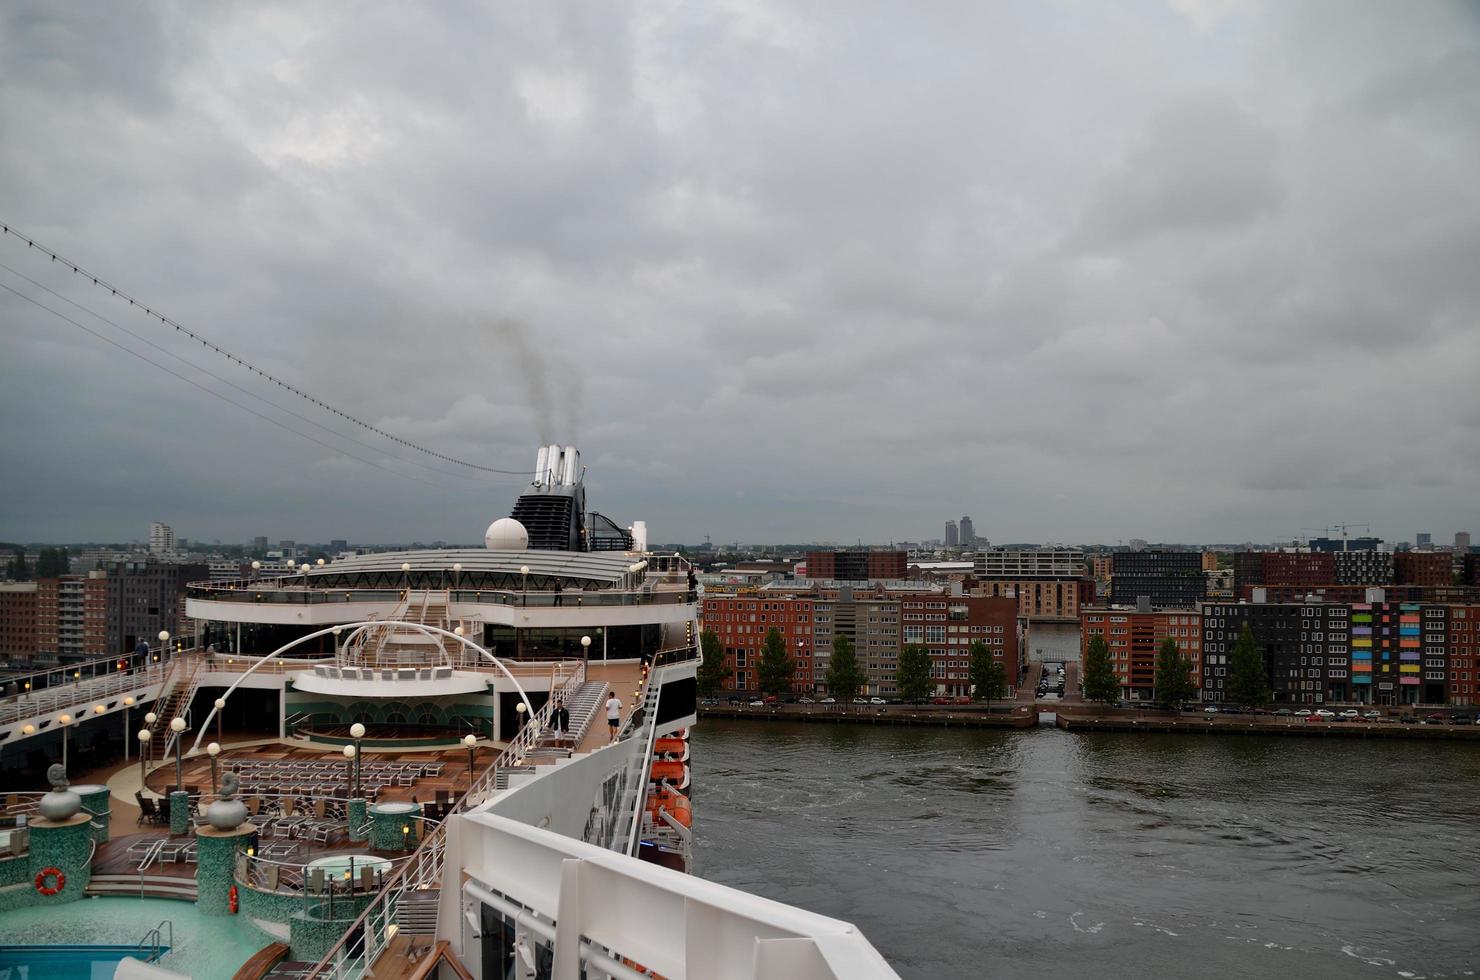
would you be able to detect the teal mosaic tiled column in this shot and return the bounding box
[348,798,368,843]
[195,825,255,916]
[72,785,110,844]
[289,894,374,962]
[369,802,420,852]
[169,790,190,835]
[27,814,93,906]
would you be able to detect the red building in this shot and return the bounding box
[1449,605,1480,706]
[1080,607,1202,701]
[36,574,109,662]
[701,593,816,694]
[1259,552,1336,589]
[900,593,1019,698]
[0,583,38,665]
[1395,552,1451,587]
[804,549,907,581]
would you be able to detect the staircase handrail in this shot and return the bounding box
[161,655,207,763]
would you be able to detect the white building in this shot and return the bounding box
[149,521,176,554]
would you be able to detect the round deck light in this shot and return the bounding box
[453,563,462,572]
[137,729,151,744]
[170,717,186,733]
[123,696,135,707]
[207,742,220,757]
[145,712,158,724]
[251,560,261,570]
[159,630,170,644]
[58,713,71,726]
[401,563,411,572]
[462,734,477,748]
[22,724,34,735]
[343,744,356,759]
[214,698,226,710]
[94,704,106,715]
[317,558,325,566]
[350,723,366,739]
[454,625,464,636]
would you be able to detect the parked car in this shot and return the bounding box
[700,698,719,707]
[1294,709,1313,718]
[747,699,764,707]
[763,695,779,705]
[1450,715,1473,725]
[1273,708,1293,716]
[1338,709,1359,719]
[1203,705,1220,714]
[932,696,952,705]
[1424,712,1447,724]
[1221,707,1245,716]
[820,697,836,704]
[852,698,870,705]
[869,697,886,705]
[1362,710,1382,720]
[798,697,815,704]
[1399,715,1418,724]
[1314,709,1336,720]
[955,696,973,705]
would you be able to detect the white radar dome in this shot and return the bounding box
[485,518,529,551]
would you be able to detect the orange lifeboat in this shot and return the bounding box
[649,759,690,788]
[653,738,690,760]
[645,788,692,828]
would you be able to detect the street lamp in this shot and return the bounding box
[251,560,261,580]
[519,565,529,605]
[462,733,477,790]
[452,562,462,592]
[137,728,152,784]
[214,697,227,743]
[206,742,221,793]
[343,743,357,798]
[158,631,170,663]
[350,722,366,798]
[170,717,186,791]
[581,635,591,663]
[58,713,72,775]
[401,562,411,594]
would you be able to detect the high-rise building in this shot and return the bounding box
[1456,532,1472,555]
[0,582,38,666]
[958,516,975,549]
[1416,532,1433,549]
[101,558,210,654]
[36,572,109,663]
[149,521,175,554]
[944,521,959,548]
[1109,550,1206,608]
[251,536,269,553]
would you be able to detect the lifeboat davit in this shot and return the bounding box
[645,788,692,828]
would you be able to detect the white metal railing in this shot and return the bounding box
[459,813,899,980]
[0,661,172,726]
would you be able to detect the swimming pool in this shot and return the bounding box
[0,896,274,979]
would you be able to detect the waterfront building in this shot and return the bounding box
[701,592,816,693]
[804,549,907,582]
[974,548,1088,621]
[1447,605,1480,706]
[812,584,903,696]
[1201,596,1450,705]
[1081,606,1202,700]
[900,591,1018,698]
[1109,550,1206,608]
[1395,551,1451,586]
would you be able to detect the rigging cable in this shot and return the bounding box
[0,279,491,493]
[0,259,497,487]
[0,221,532,475]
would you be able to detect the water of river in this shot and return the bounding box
[690,720,1480,979]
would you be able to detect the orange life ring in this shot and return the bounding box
[35,867,65,895]
[229,884,239,914]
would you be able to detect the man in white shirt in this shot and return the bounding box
[606,694,622,742]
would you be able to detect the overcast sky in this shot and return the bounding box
[2,1,1477,548]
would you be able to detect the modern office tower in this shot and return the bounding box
[958,516,975,549]
[803,549,908,582]
[945,521,959,548]
[149,521,175,554]
[1109,550,1206,608]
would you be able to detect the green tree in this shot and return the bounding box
[1081,633,1120,704]
[756,627,795,696]
[696,629,731,698]
[1226,623,1270,707]
[896,644,932,702]
[5,547,28,581]
[36,548,67,578]
[824,633,866,703]
[1153,636,1196,709]
[968,640,1008,702]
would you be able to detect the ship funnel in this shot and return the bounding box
[534,446,549,486]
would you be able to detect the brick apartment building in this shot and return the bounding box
[1080,606,1201,701]
[36,573,110,663]
[1449,606,1479,706]
[900,591,1018,699]
[803,550,907,582]
[0,582,38,666]
[1395,551,1452,587]
[701,592,816,694]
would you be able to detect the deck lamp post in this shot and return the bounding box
[401,562,411,595]
[515,701,526,734]
[170,717,186,790]
[462,733,477,790]
[58,713,71,774]
[350,722,366,797]
[144,711,157,770]
[251,560,261,580]
[452,562,462,592]
[342,743,356,799]
[123,696,135,761]
[581,635,591,663]
[214,697,226,743]
[137,729,151,784]
[206,741,220,794]
[158,631,170,664]
[520,566,529,606]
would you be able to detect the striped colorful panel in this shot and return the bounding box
[1351,652,1372,661]
[1400,639,1420,648]
[1353,675,1372,684]
[1352,627,1372,635]
[1400,677,1420,685]
[1352,615,1373,623]
[1353,638,1372,647]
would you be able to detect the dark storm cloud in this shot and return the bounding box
[0,0,1476,547]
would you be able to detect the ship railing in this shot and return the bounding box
[0,659,177,725]
[187,581,696,608]
[235,848,406,898]
[0,644,193,702]
[459,813,901,980]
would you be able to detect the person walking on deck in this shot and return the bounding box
[606,693,623,742]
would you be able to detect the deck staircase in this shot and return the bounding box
[395,889,441,936]
[87,872,198,901]
[564,681,611,744]
[157,656,207,764]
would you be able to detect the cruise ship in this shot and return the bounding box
[0,446,897,979]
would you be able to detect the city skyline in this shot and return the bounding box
[2,3,1478,545]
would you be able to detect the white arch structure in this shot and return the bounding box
[187,621,538,756]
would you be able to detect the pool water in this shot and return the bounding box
[0,897,274,979]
